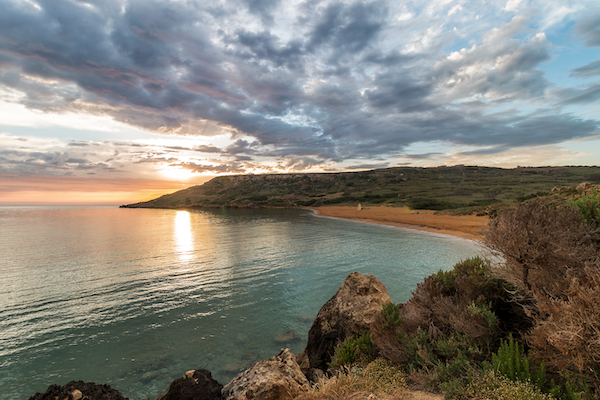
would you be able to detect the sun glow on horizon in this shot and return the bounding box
[159,166,198,182]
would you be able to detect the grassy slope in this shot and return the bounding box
[122,165,600,213]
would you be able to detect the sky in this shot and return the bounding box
[1,0,599,205]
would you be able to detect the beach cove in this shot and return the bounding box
[309,206,488,240]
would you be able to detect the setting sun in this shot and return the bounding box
[159,166,197,181]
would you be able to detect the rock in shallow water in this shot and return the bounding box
[157,369,223,400]
[222,348,308,400]
[274,329,301,343]
[28,381,128,400]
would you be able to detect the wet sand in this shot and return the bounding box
[308,205,488,240]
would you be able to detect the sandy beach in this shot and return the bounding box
[309,205,488,240]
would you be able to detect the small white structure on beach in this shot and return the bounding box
[357,203,362,211]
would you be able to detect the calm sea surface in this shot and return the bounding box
[0,206,481,399]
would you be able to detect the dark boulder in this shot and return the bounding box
[157,369,223,400]
[28,381,127,400]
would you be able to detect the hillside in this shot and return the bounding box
[122,165,600,214]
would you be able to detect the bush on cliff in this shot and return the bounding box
[568,188,600,228]
[392,257,524,349]
[482,197,598,294]
[368,257,530,397]
[329,333,376,368]
[482,196,600,398]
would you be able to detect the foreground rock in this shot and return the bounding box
[28,381,127,400]
[297,271,391,377]
[158,369,223,400]
[222,348,308,400]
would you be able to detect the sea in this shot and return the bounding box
[0,206,482,399]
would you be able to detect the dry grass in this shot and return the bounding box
[295,358,410,400]
[528,263,600,376]
[483,198,598,295]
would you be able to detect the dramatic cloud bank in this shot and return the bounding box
[0,0,599,181]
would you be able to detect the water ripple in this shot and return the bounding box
[0,206,481,399]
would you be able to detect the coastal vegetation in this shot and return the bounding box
[312,187,600,399]
[122,165,600,216]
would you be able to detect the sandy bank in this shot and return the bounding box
[308,205,488,240]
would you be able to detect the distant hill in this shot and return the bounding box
[121,165,600,215]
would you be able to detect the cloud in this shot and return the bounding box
[574,13,600,46]
[176,161,247,174]
[345,162,390,170]
[0,0,598,177]
[556,84,600,105]
[571,59,600,78]
[433,17,550,103]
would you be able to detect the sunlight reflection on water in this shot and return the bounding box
[174,211,194,263]
[0,206,482,400]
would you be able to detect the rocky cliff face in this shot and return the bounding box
[296,272,392,379]
[29,272,389,400]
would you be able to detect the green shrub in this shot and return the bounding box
[407,197,460,210]
[431,256,490,291]
[403,327,433,371]
[381,302,402,329]
[485,334,545,388]
[298,199,317,206]
[402,328,483,396]
[517,192,550,202]
[248,194,269,201]
[568,188,600,228]
[330,333,375,368]
[548,371,590,400]
[467,301,499,331]
[359,358,407,390]
[460,370,555,400]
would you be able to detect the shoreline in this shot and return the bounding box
[307,205,488,240]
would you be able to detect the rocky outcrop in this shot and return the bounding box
[553,183,600,194]
[28,381,128,400]
[222,348,308,400]
[576,182,592,192]
[157,369,223,400]
[297,271,391,377]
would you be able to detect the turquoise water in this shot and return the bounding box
[0,206,481,399]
